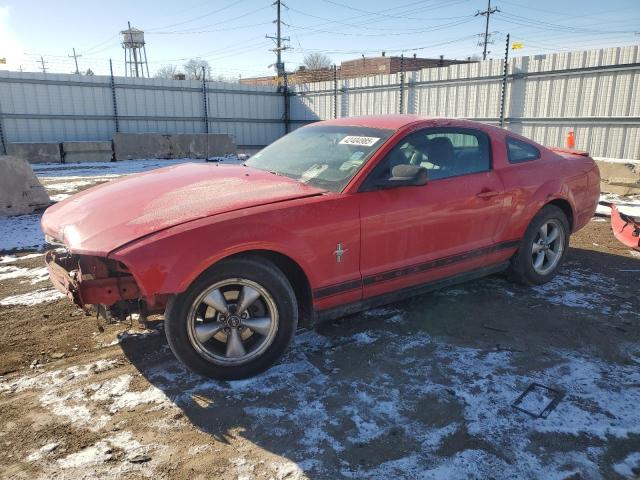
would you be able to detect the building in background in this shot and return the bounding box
[240,53,474,86]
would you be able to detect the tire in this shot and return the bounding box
[165,256,298,380]
[508,205,570,286]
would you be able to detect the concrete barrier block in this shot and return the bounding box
[595,158,640,195]
[6,142,61,164]
[113,133,236,160]
[0,155,51,216]
[113,133,171,160]
[62,141,113,163]
[169,134,236,159]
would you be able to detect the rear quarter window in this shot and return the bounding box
[507,137,540,164]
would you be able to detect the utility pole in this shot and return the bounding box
[266,0,289,80]
[39,56,48,73]
[68,48,82,75]
[476,0,500,60]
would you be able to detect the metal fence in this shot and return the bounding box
[0,45,638,159]
[291,45,640,159]
[0,67,285,149]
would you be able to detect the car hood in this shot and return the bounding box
[41,163,326,255]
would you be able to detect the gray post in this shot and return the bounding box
[333,64,338,119]
[0,100,6,155]
[499,33,510,128]
[283,71,290,134]
[202,66,209,134]
[399,54,405,114]
[109,59,120,133]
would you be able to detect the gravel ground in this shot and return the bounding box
[0,160,639,480]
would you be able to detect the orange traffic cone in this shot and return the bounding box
[566,130,575,149]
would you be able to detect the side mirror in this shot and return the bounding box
[377,164,428,188]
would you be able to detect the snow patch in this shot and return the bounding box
[349,331,379,345]
[109,384,170,413]
[597,193,640,218]
[613,452,640,477]
[0,253,43,263]
[0,265,49,284]
[0,288,64,306]
[0,359,119,394]
[26,442,59,462]
[0,213,46,251]
[532,268,615,313]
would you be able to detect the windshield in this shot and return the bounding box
[245,125,394,192]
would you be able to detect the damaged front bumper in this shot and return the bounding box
[611,204,640,252]
[45,250,141,310]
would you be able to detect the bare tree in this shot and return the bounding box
[303,52,332,71]
[183,59,212,80]
[155,64,181,79]
[83,68,94,76]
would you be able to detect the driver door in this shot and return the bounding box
[358,127,507,299]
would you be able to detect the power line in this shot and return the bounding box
[147,0,247,32]
[287,16,476,37]
[498,11,636,35]
[147,22,271,36]
[319,0,468,22]
[82,34,120,55]
[287,7,475,33]
[476,0,500,60]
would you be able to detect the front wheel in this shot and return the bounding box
[508,205,570,286]
[165,257,298,380]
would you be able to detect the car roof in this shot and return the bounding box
[313,114,424,130]
[308,115,504,133]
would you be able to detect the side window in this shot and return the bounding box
[420,128,491,180]
[507,137,540,164]
[373,128,491,184]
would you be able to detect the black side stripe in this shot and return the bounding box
[314,279,362,300]
[363,239,520,286]
[313,239,520,300]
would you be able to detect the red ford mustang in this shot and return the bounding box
[42,116,600,379]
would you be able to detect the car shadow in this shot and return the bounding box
[118,245,640,477]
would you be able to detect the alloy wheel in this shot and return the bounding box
[531,219,565,276]
[186,278,279,366]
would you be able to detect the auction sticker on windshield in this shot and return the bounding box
[339,136,380,147]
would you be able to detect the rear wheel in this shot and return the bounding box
[508,205,570,286]
[165,257,298,380]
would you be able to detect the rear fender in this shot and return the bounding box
[516,179,576,236]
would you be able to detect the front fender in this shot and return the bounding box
[109,194,360,300]
[111,215,318,298]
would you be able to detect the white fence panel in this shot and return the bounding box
[0,71,283,147]
[0,45,638,158]
[290,45,640,159]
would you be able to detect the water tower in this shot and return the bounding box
[121,22,149,77]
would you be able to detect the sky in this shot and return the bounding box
[0,0,638,79]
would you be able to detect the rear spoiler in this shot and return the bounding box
[548,147,591,157]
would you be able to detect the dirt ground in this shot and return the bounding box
[0,161,639,479]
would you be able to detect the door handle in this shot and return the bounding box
[476,189,500,199]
